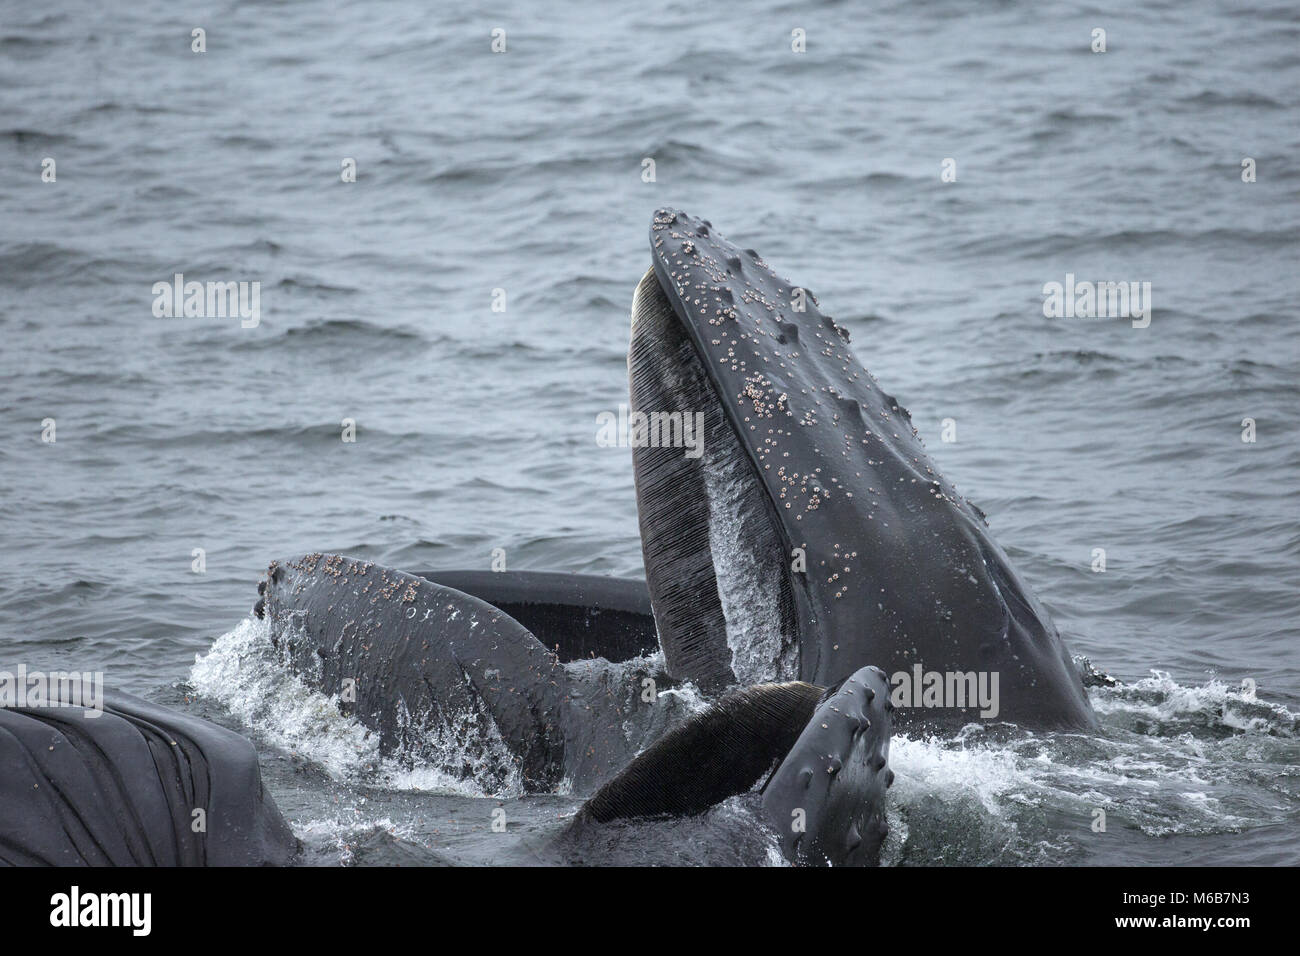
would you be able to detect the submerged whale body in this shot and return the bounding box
[0,691,296,866]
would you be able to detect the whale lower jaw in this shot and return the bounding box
[629,267,800,691]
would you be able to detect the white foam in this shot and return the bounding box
[653,681,708,713]
[763,845,791,867]
[889,730,1025,817]
[1091,670,1298,737]
[884,701,1276,845]
[293,815,415,866]
[190,617,378,773]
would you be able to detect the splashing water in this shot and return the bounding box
[879,677,1299,864]
[190,616,521,797]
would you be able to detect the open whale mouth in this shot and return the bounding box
[628,208,1098,732]
[629,264,802,690]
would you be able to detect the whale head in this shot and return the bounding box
[629,208,1094,730]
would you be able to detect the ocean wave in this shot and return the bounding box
[229,317,431,351]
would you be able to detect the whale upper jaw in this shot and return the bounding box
[631,208,1096,731]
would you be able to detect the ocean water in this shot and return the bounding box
[1,0,1297,865]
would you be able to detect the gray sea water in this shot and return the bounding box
[1,0,1297,865]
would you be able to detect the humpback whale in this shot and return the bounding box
[255,555,694,793]
[573,664,894,865]
[0,690,296,865]
[629,208,1096,731]
[255,554,896,865]
[2,209,1096,867]
[244,208,1095,864]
